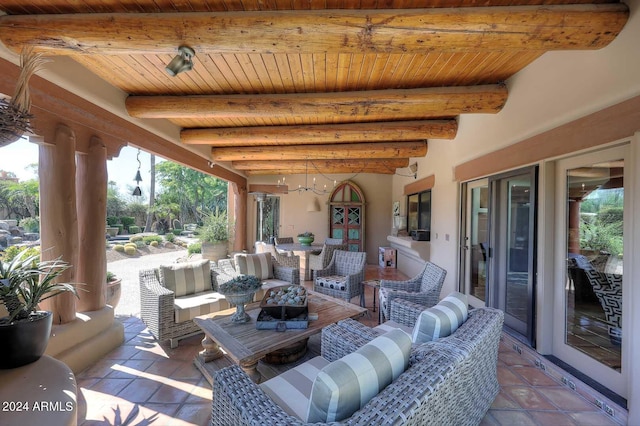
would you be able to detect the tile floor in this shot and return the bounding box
[76,267,628,425]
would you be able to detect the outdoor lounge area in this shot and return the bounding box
[2,0,640,424]
[73,269,626,425]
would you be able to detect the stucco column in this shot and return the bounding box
[75,136,107,312]
[39,124,79,324]
[230,183,247,252]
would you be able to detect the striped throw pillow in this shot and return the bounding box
[412,291,468,344]
[234,253,273,280]
[160,259,211,297]
[307,328,412,423]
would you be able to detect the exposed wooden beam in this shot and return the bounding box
[212,141,427,162]
[128,86,506,121]
[182,120,457,146]
[235,158,409,174]
[0,5,627,55]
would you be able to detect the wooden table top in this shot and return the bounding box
[194,290,367,366]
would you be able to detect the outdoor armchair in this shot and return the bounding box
[379,261,446,322]
[313,250,366,302]
[308,242,347,279]
[274,236,294,245]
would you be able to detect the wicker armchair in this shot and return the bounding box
[308,243,347,278]
[274,236,294,245]
[212,307,504,425]
[314,250,366,302]
[379,261,447,322]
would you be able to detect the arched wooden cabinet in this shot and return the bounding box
[328,181,365,252]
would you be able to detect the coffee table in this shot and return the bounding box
[193,290,367,384]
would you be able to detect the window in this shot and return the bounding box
[407,190,431,234]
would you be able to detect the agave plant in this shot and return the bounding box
[0,251,78,324]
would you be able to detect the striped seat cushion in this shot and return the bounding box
[173,291,230,323]
[412,291,468,344]
[260,356,330,420]
[160,259,211,297]
[374,320,413,336]
[307,328,412,423]
[234,253,273,280]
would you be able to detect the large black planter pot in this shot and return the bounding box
[0,311,53,369]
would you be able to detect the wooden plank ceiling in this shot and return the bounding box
[0,0,629,176]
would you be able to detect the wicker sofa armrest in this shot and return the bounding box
[213,365,321,426]
[320,322,380,362]
[389,298,427,327]
[379,276,422,292]
[139,269,176,341]
[272,262,300,285]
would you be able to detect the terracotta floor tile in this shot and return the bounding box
[497,366,528,386]
[144,358,182,376]
[499,351,535,367]
[77,358,119,379]
[106,359,154,379]
[184,378,213,403]
[502,386,557,410]
[171,360,204,380]
[147,381,195,404]
[537,387,599,412]
[529,410,579,425]
[488,409,538,426]
[117,378,163,403]
[140,402,180,418]
[174,402,212,425]
[87,378,133,396]
[490,390,521,409]
[513,366,562,387]
[568,411,621,426]
[103,344,141,360]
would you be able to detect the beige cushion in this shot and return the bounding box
[234,253,273,280]
[307,329,412,423]
[260,356,330,420]
[374,320,413,336]
[412,291,468,344]
[173,291,230,323]
[160,259,211,297]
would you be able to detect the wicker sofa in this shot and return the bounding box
[211,306,504,425]
[139,252,299,348]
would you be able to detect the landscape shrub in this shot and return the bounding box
[120,216,136,231]
[128,225,140,234]
[135,240,146,248]
[1,245,40,262]
[142,235,163,245]
[116,224,124,234]
[150,240,159,247]
[106,216,120,226]
[113,244,125,252]
[172,228,182,235]
[129,235,143,243]
[124,245,137,255]
[165,232,175,243]
[19,217,40,233]
[188,242,202,255]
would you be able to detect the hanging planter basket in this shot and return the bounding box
[0,48,49,148]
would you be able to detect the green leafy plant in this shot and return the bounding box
[19,217,39,233]
[187,242,202,255]
[142,235,163,245]
[297,232,314,238]
[0,252,78,323]
[218,275,261,294]
[1,245,40,263]
[164,232,175,243]
[199,211,232,244]
[106,271,116,282]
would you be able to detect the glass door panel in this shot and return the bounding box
[461,179,488,308]
[554,146,627,397]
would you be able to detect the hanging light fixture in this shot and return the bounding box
[278,160,336,195]
[165,46,196,76]
[132,149,142,196]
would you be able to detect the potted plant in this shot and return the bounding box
[297,232,315,246]
[0,252,78,369]
[106,271,122,309]
[218,275,261,323]
[199,210,233,262]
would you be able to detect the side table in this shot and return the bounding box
[360,279,381,324]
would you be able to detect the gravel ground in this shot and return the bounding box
[108,248,199,317]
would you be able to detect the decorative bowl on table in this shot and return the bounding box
[260,285,308,319]
[218,275,262,323]
[297,232,314,246]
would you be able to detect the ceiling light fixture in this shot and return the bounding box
[165,46,196,76]
[278,160,336,195]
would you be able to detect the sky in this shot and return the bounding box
[0,137,162,199]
